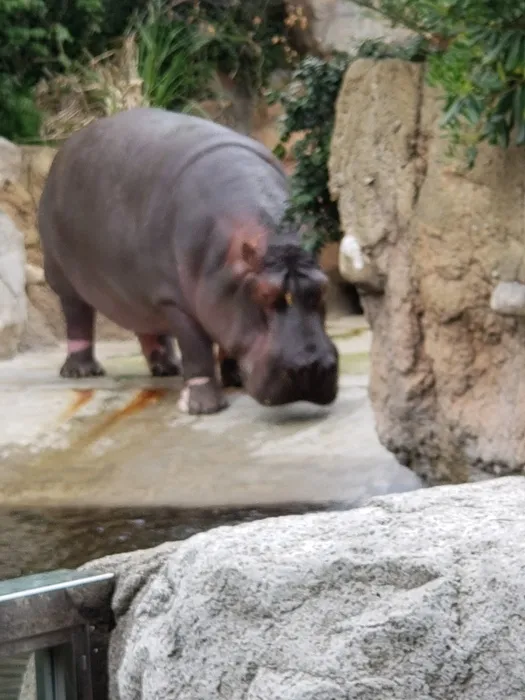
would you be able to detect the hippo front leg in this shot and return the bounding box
[164,306,228,415]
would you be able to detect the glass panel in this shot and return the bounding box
[0,651,38,700]
[0,646,79,700]
[50,643,76,700]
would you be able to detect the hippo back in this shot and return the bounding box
[38,108,289,330]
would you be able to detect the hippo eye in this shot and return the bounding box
[303,287,326,311]
[273,295,288,312]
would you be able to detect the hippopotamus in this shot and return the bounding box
[38,107,339,414]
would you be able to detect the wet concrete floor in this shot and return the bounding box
[0,316,423,578]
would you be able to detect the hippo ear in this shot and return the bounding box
[227,219,268,277]
[241,240,262,272]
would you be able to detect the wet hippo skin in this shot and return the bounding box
[38,108,339,414]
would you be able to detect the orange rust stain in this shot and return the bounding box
[81,389,166,444]
[57,389,94,423]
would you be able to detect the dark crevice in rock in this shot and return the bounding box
[410,65,428,210]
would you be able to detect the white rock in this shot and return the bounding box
[340,231,365,271]
[490,281,525,316]
[0,212,27,358]
[87,477,525,700]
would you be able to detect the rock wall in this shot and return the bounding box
[288,1,414,54]
[0,137,139,357]
[0,211,26,358]
[329,58,525,483]
[78,477,525,700]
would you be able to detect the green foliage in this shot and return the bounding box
[0,0,105,141]
[351,0,525,166]
[156,0,296,99]
[130,0,295,112]
[272,53,351,254]
[274,39,429,254]
[0,0,104,81]
[0,76,42,143]
[130,1,213,111]
[0,0,297,141]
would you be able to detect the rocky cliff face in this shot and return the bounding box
[0,138,149,357]
[79,477,525,700]
[0,211,26,359]
[287,1,413,54]
[329,58,525,483]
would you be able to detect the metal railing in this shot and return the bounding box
[0,570,115,700]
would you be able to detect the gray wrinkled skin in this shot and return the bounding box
[95,477,525,700]
[38,107,338,412]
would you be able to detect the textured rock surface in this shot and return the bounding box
[0,212,26,358]
[329,58,525,483]
[81,477,525,700]
[288,0,413,54]
[0,137,134,349]
[0,142,55,249]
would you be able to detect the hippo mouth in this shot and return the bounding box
[239,354,339,407]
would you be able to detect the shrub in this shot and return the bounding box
[0,76,43,143]
[274,37,429,254]
[0,0,299,142]
[0,0,105,141]
[351,0,525,166]
[272,52,351,255]
[153,0,298,100]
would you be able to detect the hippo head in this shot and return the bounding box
[223,220,339,407]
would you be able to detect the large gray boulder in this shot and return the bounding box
[83,477,525,699]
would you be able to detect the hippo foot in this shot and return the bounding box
[148,349,181,377]
[220,358,243,388]
[177,377,228,415]
[59,349,106,379]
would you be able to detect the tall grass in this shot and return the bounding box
[132,0,215,111]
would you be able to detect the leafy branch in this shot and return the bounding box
[345,0,525,166]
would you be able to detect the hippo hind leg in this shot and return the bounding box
[137,334,181,377]
[44,256,105,378]
[59,297,106,378]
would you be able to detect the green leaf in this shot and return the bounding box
[495,90,514,115]
[466,144,478,168]
[441,97,463,125]
[516,119,525,144]
[273,142,286,160]
[505,33,523,72]
[514,83,525,124]
[497,120,510,148]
